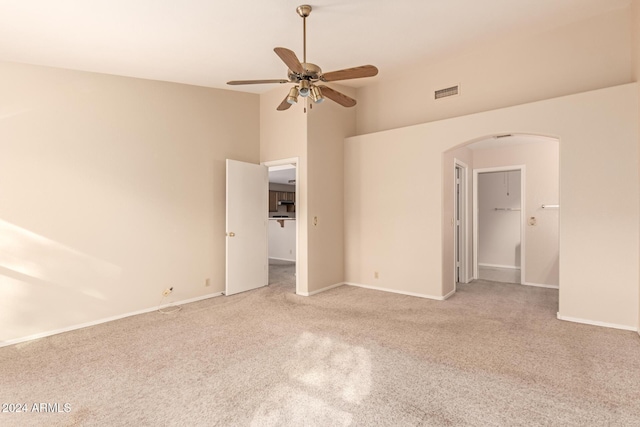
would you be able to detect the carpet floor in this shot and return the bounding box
[1,268,639,426]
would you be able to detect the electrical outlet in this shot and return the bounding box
[162,287,173,297]
[374,271,379,279]
[205,278,210,287]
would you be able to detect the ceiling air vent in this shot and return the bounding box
[434,85,460,100]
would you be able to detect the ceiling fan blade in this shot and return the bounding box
[321,65,378,82]
[317,85,357,107]
[277,95,293,111]
[274,47,304,74]
[227,79,290,85]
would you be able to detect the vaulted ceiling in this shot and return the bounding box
[0,0,631,93]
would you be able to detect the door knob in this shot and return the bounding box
[227,232,235,237]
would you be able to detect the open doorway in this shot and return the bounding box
[266,161,298,293]
[473,167,524,284]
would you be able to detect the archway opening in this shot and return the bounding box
[443,133,559,295]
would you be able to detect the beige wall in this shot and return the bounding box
[345,84,639,329]
[633,0,640,333]
[634,0,640,82]
[260,84,355,294]
[345,126,448,298]
[307,89,356,293]
[473,142,560,287]
[0,61,260,344]
[356,7,634,135]
[260,88,307,161]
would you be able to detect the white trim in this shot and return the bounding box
[473,165,526,284]
[478,263,520,270]
[345,282,451,301]
[262,158,298,168]
[0,292,223,348]
[268,256,296,262]
[453,159,470,290]
[297,282,343,296]
[263,157,300,296]
[523,282,559,290]
[442,288,456,300]
[557,313,638,332]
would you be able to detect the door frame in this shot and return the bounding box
[453,159,469,289]
[473,165,526,283]
[263,157,299,295]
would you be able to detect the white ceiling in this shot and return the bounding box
[0,0,631,93]
[269,166,296,185]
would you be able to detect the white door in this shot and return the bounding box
[225,159,268,296]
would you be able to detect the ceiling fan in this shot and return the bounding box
[227,5,378,111]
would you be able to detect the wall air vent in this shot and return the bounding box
[434,85,460,100]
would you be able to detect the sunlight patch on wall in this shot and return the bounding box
[0,218,121,292]
[0,107,32,120]
[0,218,125,343]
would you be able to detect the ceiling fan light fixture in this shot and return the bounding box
[311,85,324,103]
[299,80,310,97]
[286,86,299,104]
[228,5,377,111]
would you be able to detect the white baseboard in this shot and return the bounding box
[269,257,295,262]
[442,288,456,300]
[478,263,520,270]
[345,282,450,301]
[523,282,559,290]
[297,282,344,296]
[557,313,638,332]
[0,292,223,348]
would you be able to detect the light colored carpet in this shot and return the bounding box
[1,276,639,426]
[268,259,295,289]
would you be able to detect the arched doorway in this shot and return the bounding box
[443,133,559,292]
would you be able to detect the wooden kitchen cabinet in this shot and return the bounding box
[286,191,295,212]
[268,191,296,212]
[268,191,278,212]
